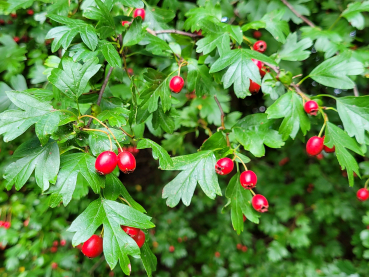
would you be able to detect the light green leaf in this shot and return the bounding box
[261,10,290,43]
[137,138,173,169]
[88,128,126,156]
[187,59,213,96]
[261,73,285,100]
[196,33,230,56]
[277,32,313,62]
[123,17,145,47]
[97,107,130,127]
[342,1,369,30]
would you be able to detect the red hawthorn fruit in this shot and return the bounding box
[109,272,115,277]
[241,246,248,252]
[121,21,130,27]
[3,222,11,229]
[0,19,4,25]
[0,221,4,227]
[51,262,58,269]
[95,151,117,175]
[215,158,234,175]
[133,230,145,248]
[117,151,136,174]
[50,246,58,253]
[27,9,34,15]
[324,145,335,153]
[357,188,369,201]
[307,183,314,193]
[306,136,324,156]
[249,80,261,94]
[253,30,262,39]
[169,76,184,93]
[243,215,247,222]
[253,40,267,53]
[178,237,183,243]
[240,170,258,189]
[251,194,269,212]
[316,153,324,160]
[133,8,145,20]
[76,244,83,250]
[53,240,59,247]
[121,226,140,238]
[127,68,134,75]
[169,245,175,252]
[82,235,103,258]
[194,30,202,36]
[10,13,17,19]
[13,37,20,43]
[237,243,242,250]
[279,157,290,166]
[252,59,266,77]
[215,251,220,258]
[304,100,319,116]
[60,239,66,246]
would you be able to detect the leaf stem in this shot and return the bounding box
[365,179,369,189]
[83,128,113,151]
[214,95,230,147]
[120,197,132,207]
[119,127,134,138]
[323,107,338,112]
[151,29,203,38]
[281,0,316,27]
[59,109,78,119]
[297,75,310,86]
[250,189,256,196]
[234,154,248,171]
[329,16,341,30]
[316,94,337,100]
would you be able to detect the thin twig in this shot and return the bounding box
[153,29,203,38]
[263,62,280,75]
[214,95,230,147]
[353,84,359,97]
[89,256,105,276]
[86,67,114,128]
[119,127,134,138]
[281,0,316,27]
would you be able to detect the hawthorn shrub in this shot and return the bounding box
[0,0,369,276]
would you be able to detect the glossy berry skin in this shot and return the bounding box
[133,230,145,248]
[117,151,136,174]
[82,235,103,258]
[0,221,4,227]
[60,239,66,246]
[53,240,59,247]
[249,80,261,94]
[252,194,269,212]
[10,13,17,19]
[251,59,266,77]
[121,226,140,237]
[95,151,117,175]
[357,188,369,201]
[50,246,57,253]
[253,30,262,39]
[27,9,34,15]
[51,262,58,269]
[243,215,246,222]
[169,76,184,93]
[253,40,267,53]
[215,158,234,175]
[304,100,319,116]
[133,8,145,20]
[324,145,335,153]
[240,170,257,189]
[169,245,175,252]
[121,21,130,26]
[306,136,324,156]
[194,30,202,36]
[3,222,10,229]
[13,37,20,43]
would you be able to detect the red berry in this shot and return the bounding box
[252,59,265,77]
[243,215,246,222]
[51,262,58,269]
[194,30,202,36]
[316,153,324,160]
[10,13,17,19]
[117,151,136,174]
[253,30,262,39]
[169,76,184,93]
[27,9,34,15]
[279,157,289,166]
[121,226,140,237]
[82,235,103,258]
[215,251,220,257]
[3,222,11,229]
[252,194,269,212]
[169,245,175,252]
[306,136,324,156]
[13,37,20,43]
[236,243,242,250]
[304,101,319,116]
[215,158,234,175]
[109,272,115,277]
[240,171,257,189]
[53,240,59,247]
[133,8,145,20]
[60,239,66,246]
[241,246,248,252]
[76,244,83,250]
[50,246,57,253]
[357,188,369,201]
[95,151,117,175]
[133,230,145,248]
[324,145,335,153]
[0,221,4,227]
[0,19,4,25]
[253,40,267,53]
[249,80,261,94]
[121,21,130,26]
[127,68,134,75]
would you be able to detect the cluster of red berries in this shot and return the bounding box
[121,8,146,27]
[249,41,268,94]
[95,150,136,175]
[50,239,66,253]
[120,145,139,156]
[0,221,11,229]
[215,158,269,213]
[236,243,248,252]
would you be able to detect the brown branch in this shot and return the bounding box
[263,62,280,75]
[353,84,359,97]
[119,127,134,138]
[86,67,114,128]
[152,29,203,38]
[214,95,230,147]
[281,0,316,28]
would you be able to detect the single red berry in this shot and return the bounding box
[60,239,66,246]
[194,30,202,36]
[169,245,175,252]
[357,188,369,201]
[127,68,134,75]
[51,262,58,269]
[240,171,257,189]
[306,136,324,156]
[236,243,242,250]
[121,21,130,26]
[95,151,117,175]
[121,226,140,238]
[10,13,17,19]
[13,36,20,43]
[279,157,289,166]
[0,19,5,25]
[252,194,269,212]
[252,59,265,77]
[133,8,145,20]
[50,246,58,253]
[253,40,267,53]
[215,158,234,175]
[253,30,262,39]
[304,101,319,116]
[249,80,261,94]
[215,251,220,258]
[0,221,4,227]
[241,246,248,252]
[169,76,184,93]
[53,240,59,247]
[3,222,11,229]
[82,235,103,258]
[76,244,83,250]
[109,272,115,277]
[117,151,136,174]
[316,153,324,160]
[133,230,145,248]
[27,9,34,15]
[324,145,335,153]
[243,215,247,222]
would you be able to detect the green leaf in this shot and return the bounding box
[141,243,157,277]
[48,153,105,207]
[83,0,115,39]
[145,5,175,34]
[196,33,230,56]
[309,54,364,89]
[233,113,284,157]
[184,4,221,32]
[119,0,144,8]
[152,107,176,134]
[261,73,285,100]
[261,10,290,43]
[99,40,122,68]
[6,0,33,11]
[68,198,154,273]
[0,82,16,113]
[137,138,173,169]
[187,59,213,96]
[342,1,369,30]
[123,17,145,47]
[277,32,313,62]
[0,91,56,142]
[48,57,101,100]
[97,107,130,127]
[4,138,60,192]
[241,21,266,31]
[140,33,172,57]
[200,132,227,151]
[0,35,27,78]
[266,91,310,140]
[162,150,222,207]
[336,96,369,145]
[325,122,363,187]
[268,241,289,262]
[88,128,126,156]
[225,174,260,234]
[35,112,61,146]
[209,49,277,98]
